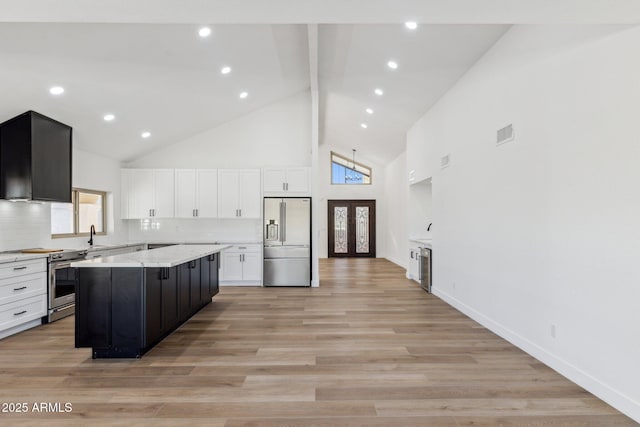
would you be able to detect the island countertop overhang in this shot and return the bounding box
[70,244,231,268]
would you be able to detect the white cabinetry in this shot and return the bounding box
[220,245,262,285]
[175,169,218,218]
[0,258,47,339]
[218,170,261,219]
[407,244,422,283]
[121,169,174,219]
[406,120,436,184]
[263,167,310,195]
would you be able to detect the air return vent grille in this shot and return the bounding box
[440,155,450,168]
[497,124,514,145]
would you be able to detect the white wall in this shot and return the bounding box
[410,25,640,420]
[127,91,311,169]
[0,148,127,251]
[123,91,312,246]
[317,143,387,258]
[383,151,408,268]
[408,180,432,239]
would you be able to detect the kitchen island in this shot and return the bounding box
[71,244,229,358]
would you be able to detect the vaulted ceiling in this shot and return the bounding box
[0,1,637,164]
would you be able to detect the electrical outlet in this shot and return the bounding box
[550,324,557,338]
[452,282,456,290]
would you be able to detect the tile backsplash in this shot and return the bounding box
[0,201,51,251]
[1,200,263,252]
[126,218,262,243]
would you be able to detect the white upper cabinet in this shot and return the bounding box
[218,169,261,219]
[122,169,175,219]
[174,169,218,218]
[197,169,219,218]
[406,117,436,184]
[263,167,310,195]
[174,169,197,218]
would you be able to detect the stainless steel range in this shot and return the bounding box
[47,249,87,322]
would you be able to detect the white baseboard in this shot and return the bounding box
[0,318,42,340]
[385,256,406,270]
[433,288,640,423]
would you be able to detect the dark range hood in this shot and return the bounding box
[0,111,72,203]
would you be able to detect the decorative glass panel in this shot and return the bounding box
[334,207,348,253]
[355,206,369,253]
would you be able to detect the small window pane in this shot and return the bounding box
[331,152,371,185]
[78,191,104,233]
[51,202,74,234]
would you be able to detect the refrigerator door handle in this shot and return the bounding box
[279,201,284,243]
[282,201,287,243]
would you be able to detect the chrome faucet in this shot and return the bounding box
[88,224,96,246]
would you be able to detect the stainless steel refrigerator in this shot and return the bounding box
[263,197,311,287]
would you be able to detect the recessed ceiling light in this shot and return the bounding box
[221,66,231,75]
[387,60,399,70]
[141,131,151,139]
[405,21,418,30]
[239,91,249,99]
[365,108,374,115]
[103,114,115,122]
[198,27,211,38]
[374,88,384,96]
[49,86,64,95]
[361,123,368,129]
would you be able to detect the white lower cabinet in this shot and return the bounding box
[408,245,422,283]
[220,245,262,285]
[0,258,47,340]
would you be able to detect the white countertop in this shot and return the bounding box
[71,244,230,268]
[0,253,49,264]
[409,237,433,249]
[146,241,262,245]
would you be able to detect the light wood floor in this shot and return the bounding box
[0,258,635,426]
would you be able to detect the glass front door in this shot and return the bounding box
[328,200,376,258]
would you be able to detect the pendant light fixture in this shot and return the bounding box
[345,149,358,182]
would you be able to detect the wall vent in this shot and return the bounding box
[440,154,450,168]
[497,124,515,145]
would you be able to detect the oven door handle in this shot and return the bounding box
[53,263,72,269]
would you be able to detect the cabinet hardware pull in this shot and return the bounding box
[13,310,27,316]
[13,266,28,271]
[283,182,286,191]
[196,209,198,217]
[286,182,289,191]
[239,209,242,217]
[13,286,28,291]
